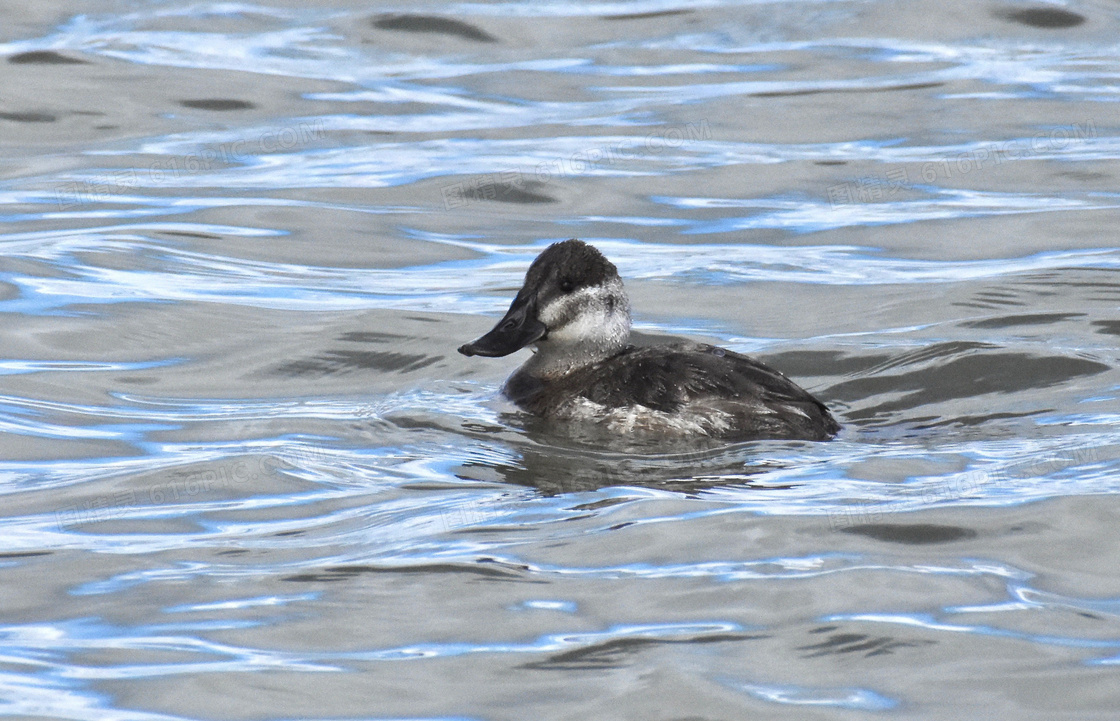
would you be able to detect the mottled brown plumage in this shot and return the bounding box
[505,343,839,440]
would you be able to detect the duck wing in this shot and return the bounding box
[573,344,839,439]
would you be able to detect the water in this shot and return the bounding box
[2,1,1120,718]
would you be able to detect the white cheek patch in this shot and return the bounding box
[536,279,631,350]
[538,287,597,326]
[548,307,609,344]
[539,288,610,345]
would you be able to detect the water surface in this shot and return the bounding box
[2,1,1120,719]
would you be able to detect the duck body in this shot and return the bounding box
[459,239,839,441]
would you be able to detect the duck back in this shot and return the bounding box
[505,343,840,440]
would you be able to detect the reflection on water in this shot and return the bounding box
[2,0,1120,719]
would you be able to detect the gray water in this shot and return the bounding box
[2,1,1120,718]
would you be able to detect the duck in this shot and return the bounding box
[458,239,840,440]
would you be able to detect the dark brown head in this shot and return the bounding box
[458,239,631,363]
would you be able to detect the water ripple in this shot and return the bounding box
[2,1,1120,718]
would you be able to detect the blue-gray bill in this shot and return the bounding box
[458,293,546,357]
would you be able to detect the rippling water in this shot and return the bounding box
[2,1,1120,718]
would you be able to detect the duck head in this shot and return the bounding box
[458,239,632,374]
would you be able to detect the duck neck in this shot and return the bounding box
[521,338,624,380]
[522,290,631,380]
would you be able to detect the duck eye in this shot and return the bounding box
[559,278,575,293]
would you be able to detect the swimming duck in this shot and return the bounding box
[458,239,839,440]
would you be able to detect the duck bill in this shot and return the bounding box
[458,294,547,357]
